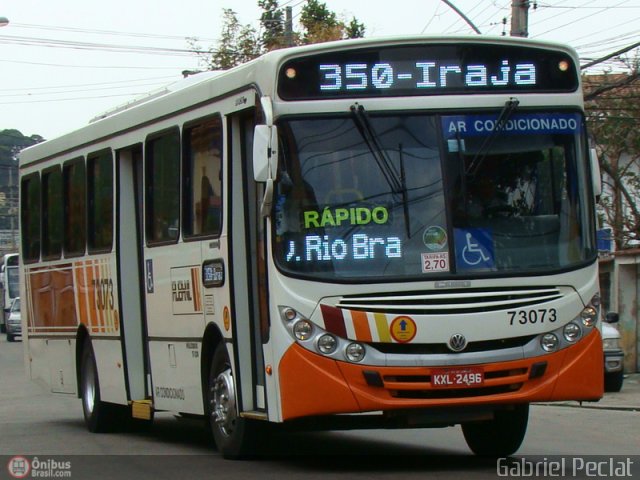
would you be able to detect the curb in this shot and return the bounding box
[535,402,640,412]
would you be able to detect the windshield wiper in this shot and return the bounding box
[350,103,412,236]
[466,97,520,176]
[350,103,404,194]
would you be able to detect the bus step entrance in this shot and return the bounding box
[131,400,153,420]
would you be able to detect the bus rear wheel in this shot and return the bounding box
[207,343,265,459]
[462,404,529,457]
[80,339,120,433]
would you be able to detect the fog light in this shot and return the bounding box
[317,334,337,354]
[283,308,297,322]
[345,342,365,362]
[293,320,313,341]
[541,333,559,352]
[563,322,581,342]
[580,306,598,327]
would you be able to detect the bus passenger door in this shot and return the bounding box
[228,107,268,414]
[116,145,148,402]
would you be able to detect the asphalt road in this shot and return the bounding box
[1,335,638,479]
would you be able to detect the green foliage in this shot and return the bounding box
[192,1,366,70]
[259,0,285,51]
[585,73,640,249]
[0,130,43,231]
[192,9,261,71]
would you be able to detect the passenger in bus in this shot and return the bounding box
[200,174,221,233]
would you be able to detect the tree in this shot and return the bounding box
[190,1,366,70]
[0,130,44,231]
[259,0,285,51]
[299,0,365,44]
[584,72,640,250]
[190,9,261,71]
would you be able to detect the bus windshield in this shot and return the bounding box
[6,267,19,298]
[273,110,596,281]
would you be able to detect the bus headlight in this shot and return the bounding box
[563,322,581,342]
[345,342,365,362]
[603,338,620,351]
[317,334,338,354]
[293,320,313,341]
[580,306,598,327]
[541,333,559,352]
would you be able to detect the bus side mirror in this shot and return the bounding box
[605,312,619,324]
[253,125,278,182]
[590,148,602,199]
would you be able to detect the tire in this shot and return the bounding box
[462,404,529,457]
[605,370,624,393]
[80,339,120,433]
[206,343,265,459]
[7,334,14,342]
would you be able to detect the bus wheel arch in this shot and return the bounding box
[201,323,224,413]
[75,326,90,399]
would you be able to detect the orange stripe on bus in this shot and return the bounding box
[191,267,201,312]
[351,310,372,342]
[74,263,88,327]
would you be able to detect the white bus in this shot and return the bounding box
[1,252,19,331]
[20,36,604,458]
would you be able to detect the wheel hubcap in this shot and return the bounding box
[210,368,236,437]
[83,361,96,414]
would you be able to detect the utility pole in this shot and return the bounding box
[284,6,294,47]
[510,0,530,37]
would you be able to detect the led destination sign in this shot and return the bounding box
[279,44,578,99]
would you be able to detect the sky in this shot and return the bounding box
[0,0,638,140]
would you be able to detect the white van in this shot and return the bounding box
[602,313,624,392]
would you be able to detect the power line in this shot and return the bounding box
[531,0,632,38]
[0,34,208,56]
[0,58,185,70]
[10,22,218,43]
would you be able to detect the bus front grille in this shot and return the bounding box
[337,286,562,315]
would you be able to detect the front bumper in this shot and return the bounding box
[604,350,624,373]
[279,328,604,421]
[6,322,21,335]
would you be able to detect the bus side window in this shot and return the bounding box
[21,174,42,262]
[42,166,63,259]
[146,129,181,244]
[88,151,114,253]
[183,115,223,237]
[63,158,87,256]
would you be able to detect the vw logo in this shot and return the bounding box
[448,333,467,352]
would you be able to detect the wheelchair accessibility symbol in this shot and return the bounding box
[454,228,495,270]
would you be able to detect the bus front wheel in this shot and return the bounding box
[207,343,265,459]
[462,404,529,457]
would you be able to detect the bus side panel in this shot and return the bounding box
[26,337,52,392]
[148,340,204,413]
[23,259,128,404]
[92,338,128,405]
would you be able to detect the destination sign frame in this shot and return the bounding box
[278,43,578,100]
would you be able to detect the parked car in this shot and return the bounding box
[6,297,21,342]
[602,312,624,392]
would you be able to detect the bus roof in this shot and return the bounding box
[19,35,577,167]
